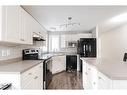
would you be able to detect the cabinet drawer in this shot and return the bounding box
[21,63,43,89]
[21,69,33,87]
[21,68,33,80]
[21,65,39,86]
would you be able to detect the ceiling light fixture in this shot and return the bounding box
[59,17,80,28]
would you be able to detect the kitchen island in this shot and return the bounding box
[81,58,127,89]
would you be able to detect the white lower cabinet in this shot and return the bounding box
[0,62,43,89]
[83,61,98,89]
[21,62,43,89]
[83,60,112,90]
[52,55,66,74]
[82,59,127,89]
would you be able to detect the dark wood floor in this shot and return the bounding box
[47,71,83,90]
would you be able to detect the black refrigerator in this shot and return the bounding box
[77,38,96,57]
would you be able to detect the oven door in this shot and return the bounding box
[43,58,52,89]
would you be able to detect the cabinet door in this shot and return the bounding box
[21,66,35,89]
[60,35,66,48]
[82,61,92,89]
[20,8,32,44]
[90,66,98,89]
[86,64,93,89]
[82,61,87,89]
[32,62,43,89]
[25,12,33,44]
[77,33,92,38]
[21,63,43,89]
[83,62,98,89]
[36,62,43,89]
[52,56,66,74]
[19,7,33,44]
[19,7,26,44]
[3,6,20,43]
[59,55,66,71]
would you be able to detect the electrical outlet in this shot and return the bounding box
[2,50,6,57]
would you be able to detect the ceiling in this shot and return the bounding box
[23,6,127,32]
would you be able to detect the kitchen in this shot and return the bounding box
[0,5,127,90]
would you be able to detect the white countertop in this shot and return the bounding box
[0,60,43,74]
[81,58,127,80]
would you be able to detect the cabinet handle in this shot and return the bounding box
[34,76,38,79]
[85,72,88,75]
[28,73,32,75]
[98,76,102,79]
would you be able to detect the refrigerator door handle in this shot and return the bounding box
[89,45,91,52]
[86,45,88,51]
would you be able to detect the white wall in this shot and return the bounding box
[99,24,127,61]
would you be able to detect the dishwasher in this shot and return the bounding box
[66,55,77,72]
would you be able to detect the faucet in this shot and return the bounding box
[123,53,127,62]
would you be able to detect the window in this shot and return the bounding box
[49,35,60,52]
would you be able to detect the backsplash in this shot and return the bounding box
[60,47,77,54]
[0,45,22,61]
[0,41,47,61]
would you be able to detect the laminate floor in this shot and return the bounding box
[47,71,83,90]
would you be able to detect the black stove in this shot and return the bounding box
[22,49,53,89]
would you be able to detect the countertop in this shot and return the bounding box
[81,58,127,80]
[49,52,79,57]
[0,60,43,74]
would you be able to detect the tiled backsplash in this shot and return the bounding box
[60,47,77,54]
[0,41,47,61]
[0,45,22,61]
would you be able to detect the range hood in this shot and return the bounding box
[33,33,45,41]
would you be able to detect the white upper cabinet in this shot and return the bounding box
[0,6,20,43]
[0,6,47,44]
[77,33,92,39]
[60,35,66,48]
[19,7,33,44]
